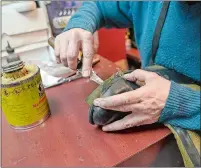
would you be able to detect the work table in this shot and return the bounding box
[2,57,183,167]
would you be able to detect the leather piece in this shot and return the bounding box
[88,71,138,125]
[87,65,199,126]
[170,126,201,167]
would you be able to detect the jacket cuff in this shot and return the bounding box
[63,19,96,33]
[159,81,199,122]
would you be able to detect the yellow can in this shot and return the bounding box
[1,64,50,129]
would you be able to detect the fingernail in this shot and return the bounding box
[83,70,91,77]
[94,99,101,106]
[102,126,108,132]
[123,74,129,79]
[123,74,136,81]
[123,74,131,80]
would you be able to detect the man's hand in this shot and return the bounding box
[93,69,171,132]
[55,28,99,77]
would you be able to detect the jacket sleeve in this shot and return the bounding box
[63,1,133,33]
[159,81,200,131]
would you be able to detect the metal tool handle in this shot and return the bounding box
[48,37,55,49]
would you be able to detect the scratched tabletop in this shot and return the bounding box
[2,56,171,167]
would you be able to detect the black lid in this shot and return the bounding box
[6,41,15,53]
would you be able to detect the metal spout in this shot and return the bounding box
[2,42,24,73]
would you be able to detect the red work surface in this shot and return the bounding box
[98,28,126,62]
[2,57,171,167]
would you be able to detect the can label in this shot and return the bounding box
[1,71,50,127]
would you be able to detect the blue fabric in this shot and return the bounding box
[64,1,201,131]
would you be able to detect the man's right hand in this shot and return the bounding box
[55,28,98,77]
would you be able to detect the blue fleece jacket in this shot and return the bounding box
[64,1,201,131]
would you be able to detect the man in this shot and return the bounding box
[55,1,200,132]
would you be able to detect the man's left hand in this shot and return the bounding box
[93,69,171,132]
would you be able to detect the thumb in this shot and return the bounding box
[124,69,155,86]
[123,71,137,82]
